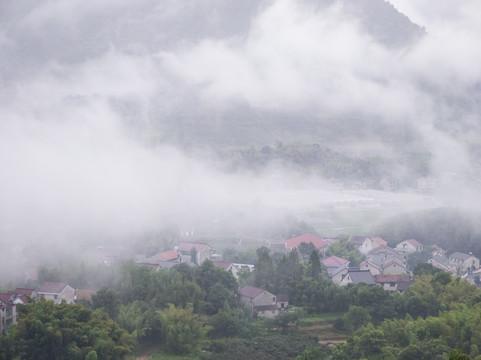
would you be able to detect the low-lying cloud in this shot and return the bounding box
[1,0,480,276]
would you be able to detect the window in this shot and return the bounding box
[272,297,276,302]
[390,282,396,287]
[6,308,12,316]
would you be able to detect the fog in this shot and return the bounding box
[1,0,480,277]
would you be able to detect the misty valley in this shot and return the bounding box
[1,0,481,359]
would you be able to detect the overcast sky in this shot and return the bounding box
[0,0,480,262]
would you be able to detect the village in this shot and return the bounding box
[2,232,480,334]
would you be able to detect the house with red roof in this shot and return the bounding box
[395,239,423,255]
[237,285,287,318]
[177,242,214,265]
[371,237,388,247]
[321,255,350,277]
[37,282,75,304]
[283,234,329,256]
[1,288,36,333]
[146,249,180,264]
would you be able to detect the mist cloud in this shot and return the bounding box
[0,0,480,271]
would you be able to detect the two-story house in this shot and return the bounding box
[449,252,480,273]
[237,285,287,318]
[37,282,75,304]
[395,239,423,255]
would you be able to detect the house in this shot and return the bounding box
[428,255,457,275]
[359,259,382,276]
[321,256,350,277]
[322,255,349,269]
[146,249,180,264]
[417,176,438,193]
[382,258,408,275]
[350,236,373,255]
[374,274,412,292]
[229,263,255,280]
[0,288,36,333]
[276,294,289,311]
[431,245,447,257]
[380,176,397,192]
[339,269,376,286]
[37,282,76,304]
[177,242,214,265]
[366,245,404,270]
[75,289,96,304]
[395,239,423,255]
[371,237,388,247]
[329,265,350,285]
[237,285,285,318]
[449,252,480,273]
[283,234,329,256]
[0,294,16,334]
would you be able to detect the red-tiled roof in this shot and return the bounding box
[283,234,328,250]
[321,255,349,267]
[238,285,266,298]
[76,289,96,302]
[406,239,423,247]
[371,237,387,246]
[13,288,35,296]
[147,249,179,262]
[178,242,209,252]
[37,282,68,294]
[0,293,12,304]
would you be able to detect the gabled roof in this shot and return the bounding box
[76,289,96,302]
[369,244,396,255]
[360,259,381,271]
[371,237,387,246]
[13,288,35,297]
[147,249,179,263]
[450,252,474,261]
[350,236,369,245]
[178,242,210,252]
[321,255,349,268]
[0,293,12,304]
[374,274,411,283]
[238,285,268,299]
[405,239,423,247]
[37,282,68,294]
[283,233,328,250]
[346,270,376,285]
[383,257,406,268]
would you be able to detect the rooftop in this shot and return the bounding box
[238,285,268,298]
[37,282,68,294]
[283,233,328,250]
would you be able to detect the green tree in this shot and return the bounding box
[161,304,211,355]
[308,250,321,280]
[344,305,371,332]
[254,247,275,291]
[296,347,327,360]
[117,300,162,345]
[91,285,121,320]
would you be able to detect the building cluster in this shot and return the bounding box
[9,233,481,326]
[0,282,80,334]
